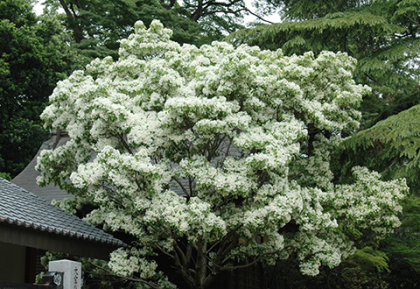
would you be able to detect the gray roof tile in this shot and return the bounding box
[12,133,73,203]
[0,177,124,247]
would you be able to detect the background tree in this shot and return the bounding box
[43,0,260,61]
[37,20,407,289]
[334,104,420,288]
[0,0,79,178]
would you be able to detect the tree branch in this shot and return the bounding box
[172,241,196,287]
[58,0,74,20]
[202,0,242,10]
[153,242,174,259]
[218,136,232,168]
[172,176,191,197]
[195,236,207,288]
[244,8,274,24]
[118,133,135,155]
[173,238,189,268]
[206,224,242,254]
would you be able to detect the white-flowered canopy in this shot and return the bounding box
[37,20,407,288]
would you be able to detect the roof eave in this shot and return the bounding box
[0,222,123,260]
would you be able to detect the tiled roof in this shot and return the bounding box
[0,177,124,247]
[12,132,73,203]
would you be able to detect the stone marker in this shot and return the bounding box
[49,259,82,289]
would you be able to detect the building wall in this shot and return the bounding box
[0,241,26,282]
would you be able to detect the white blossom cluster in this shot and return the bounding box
[37,20,407,287]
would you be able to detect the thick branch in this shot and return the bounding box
[219,136,232,168]
[207,134,225,162]
[172,241,196,288]
[173,238,189,268]
[191,0,203,21]
[58,0,74,20]
[188,176,194,197]
[203,0,242,10]
[195,236,208,289]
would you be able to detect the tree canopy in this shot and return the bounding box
[335,103,420,285]
[340,104,420,189]
[0,0,78,178]
[37,20,407,289]
[43,0,254,61]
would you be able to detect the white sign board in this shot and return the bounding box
[49,259,82,289]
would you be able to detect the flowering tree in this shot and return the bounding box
[37,20,408,289]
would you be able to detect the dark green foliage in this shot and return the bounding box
[329,93,420,289]
[339,104,420,190]
[264,248,389,289]
[0,0,37,26]
[384,255,420,288]
[181,0,246,40]
[133,0,204,45]
[336,107,420,286]
[260,0,372,21]
[383,196,420,269]
[44,0,203,60]
[45,0,248,63]
[0,0,79,177]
